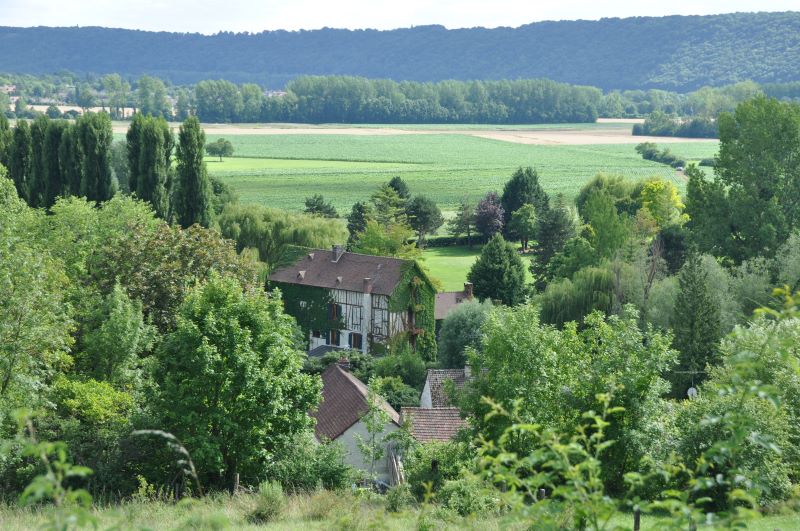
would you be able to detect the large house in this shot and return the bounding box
[269,246,436,356]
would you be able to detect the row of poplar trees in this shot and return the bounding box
[0,112,212,229]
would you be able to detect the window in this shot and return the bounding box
[327,329,341,346]
[328,303,343,320]
[349,332,363,350]
[312,330,322,339]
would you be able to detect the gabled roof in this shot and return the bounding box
[426,368,468,408]
[268,248,411,296]
[312,364,401,441]
[400,407,467,442]
[434,283,473,320]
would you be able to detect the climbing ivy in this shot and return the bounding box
[388,262,438,362]
[270,282,344,346]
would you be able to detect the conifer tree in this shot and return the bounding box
[346,201,374,250]
[671,252,722,397]
[501,166,549,229]
[531,194,577,290]
[467,233,527,306]
[173,116,212,228]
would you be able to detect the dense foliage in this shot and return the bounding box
[1,13,799,91]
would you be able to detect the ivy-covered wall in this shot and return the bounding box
[388,262,438,362]
[271,282,343,346]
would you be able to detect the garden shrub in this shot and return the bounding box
[247,481,284,523]
[386,483,416,512]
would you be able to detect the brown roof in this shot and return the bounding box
[400,407,466,442]
[268,248,410,296]
[426,369,468,407]
[312,364,400,441]
[434,283,473,320]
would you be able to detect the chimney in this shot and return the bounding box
[337,356,350,371]
[464,282,474,300]
[332,244,345,263]
[464,365,472,379]
[363,277,373,294]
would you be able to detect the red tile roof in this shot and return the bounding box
[400,407,466,442]
[312,364,400,441]
[426,368,468,408]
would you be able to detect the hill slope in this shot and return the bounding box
[1,12,799,90]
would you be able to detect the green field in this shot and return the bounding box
[422,245,535,291]
[203,133,719,213]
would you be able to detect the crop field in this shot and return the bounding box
[203,131,719,213]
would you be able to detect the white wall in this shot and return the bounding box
[336,419,399,482]
[420,379,432,409]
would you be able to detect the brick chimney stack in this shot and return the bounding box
[332,244,345,262]
[336,356,351,371]
[363,277,373,293]
[464,282,474,300]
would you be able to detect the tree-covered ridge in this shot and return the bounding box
[1,12,799,90]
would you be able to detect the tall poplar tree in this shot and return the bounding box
[173,116,212,228]
[9,119,32,202]
[671,252,722,397]
[43,120,68,207]
[59,123,83,197]
[78,112,115,202]
[136,116,172,218]
[29,114,50,207]
[126,112,144,194]
[0,113,12,168]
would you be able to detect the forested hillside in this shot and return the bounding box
[1,11,799,90]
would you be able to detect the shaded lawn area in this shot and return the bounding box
[421,244,534,292]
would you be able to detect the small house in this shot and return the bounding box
[420,368,470,408]
[269,246,437,357]
[312,362,401,482]
[400,407,467,443]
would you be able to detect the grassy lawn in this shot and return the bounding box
[422,245,534,291]
[201,133,718,213]
[2,493,797,530]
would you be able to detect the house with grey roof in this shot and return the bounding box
[268,245,436,357]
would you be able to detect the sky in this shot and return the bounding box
[2,0,799,33]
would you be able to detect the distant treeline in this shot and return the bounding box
[6,71,800,127]
[633,112,719,138]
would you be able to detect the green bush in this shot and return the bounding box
[386,483,416,512]
[436,477,501,517]
[248,481,285,523]
[268,431,354,492]
[374,343,427,389]
[404,441,472,499]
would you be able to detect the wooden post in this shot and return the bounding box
[633,508,641,531]
[233,472,239,494]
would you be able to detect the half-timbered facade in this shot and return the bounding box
[268,245,435,355]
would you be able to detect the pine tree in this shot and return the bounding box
[304,193,338,218]
[531,194,577,290]
[467,233,527,306]
[9,119,32,202]
[671,252,722,398]
[447,196,476,247]
[346,201,374,250]
[501,167,549,229]
[387,176,411,200]
[173,116,212,228]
